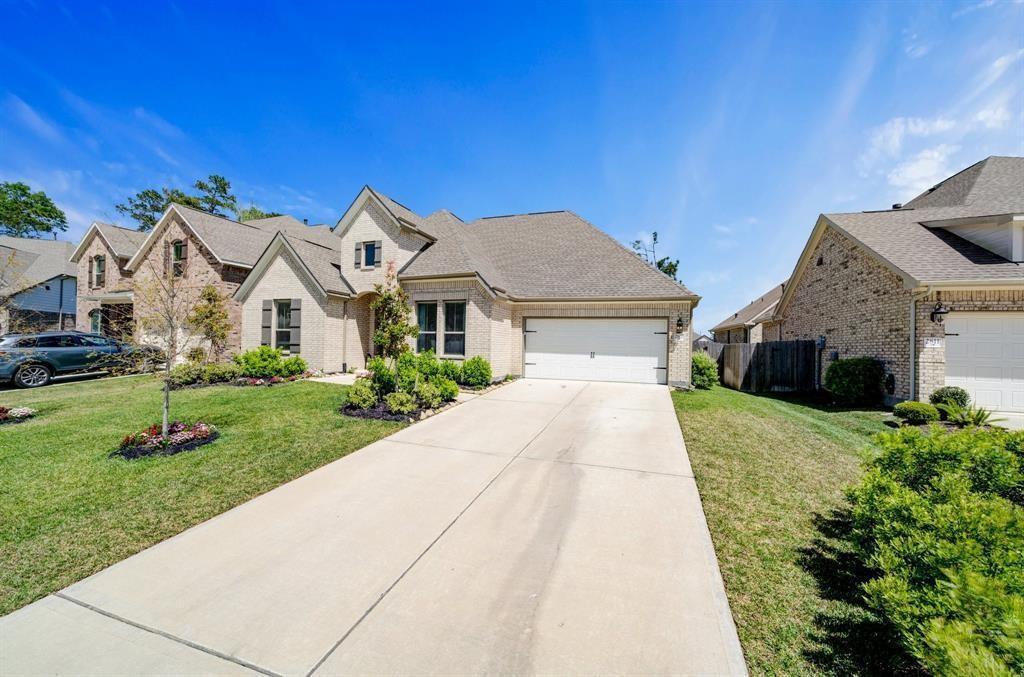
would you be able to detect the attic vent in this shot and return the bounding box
[892,203,902,210]
[816,256,823,266]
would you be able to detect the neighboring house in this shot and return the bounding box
[235,186,700,385]
[772,156,1024,413]
[0,236,77,333]
[70,223,148,338]
[692,333,714,352]
[711,282,785,344]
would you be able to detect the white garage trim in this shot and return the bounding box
[522,317,669,385]
[944,311,1024,414]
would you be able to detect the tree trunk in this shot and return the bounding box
[162,363,170,437]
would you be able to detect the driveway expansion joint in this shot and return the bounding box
[54,592,280,677]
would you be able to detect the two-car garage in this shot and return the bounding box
[944,312,1024,414]
[522,318,669,385]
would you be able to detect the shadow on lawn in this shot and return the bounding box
[754,390,891,415]
[798,508,923,676]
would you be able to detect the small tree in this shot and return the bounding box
[132,250,206,436]
[237,204,283,221]
[188,285,231,362]
[631,231,680,280]
[369,262,418,367]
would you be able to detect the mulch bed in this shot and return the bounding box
[170,376,313,391]
[0,417,33,426]
[112,431,220,460]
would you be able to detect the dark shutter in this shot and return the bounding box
[88,257,93,288]
[289,299,301,353]
[261,300,273,345]
[374,240,382,267]
[355,242,362,269]
[181,239,188,270]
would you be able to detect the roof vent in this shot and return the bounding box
[303,218,309,225]
[892,203,902,210]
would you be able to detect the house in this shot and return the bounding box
[692,333,714,352]
[0,236,77,333]
[234,186,700,385]
[711,282,785,343]
[771,156,1024,414]
[70,223,148,337]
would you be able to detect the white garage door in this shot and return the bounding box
[945,312,1024,413]
[523,318,668,385]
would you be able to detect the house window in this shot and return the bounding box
[93,255,106,287]
[89,309,103,334]
[171,239,187,277]
[417,302,437,353]
[363,242,376,267]
[275,300,292,353]
[444,301,466,356]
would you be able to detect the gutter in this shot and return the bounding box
[909,286,932,401]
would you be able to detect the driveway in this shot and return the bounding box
[1,379,746,676]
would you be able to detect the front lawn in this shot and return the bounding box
[673,386,897,675]
[0,375,403,616]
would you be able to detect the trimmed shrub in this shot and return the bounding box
[202,362,240,384]
[367,355,396,395]
[346,378,378,410]
[438,359,462,384]
[233,346,282,378]
[691,353,718,389]
[930,386,971,418]
[414,381,442,410]
[384,391,416,415]
[434,376,459,402]
[395,351,419,393]
[893,401,940,424]
[416,350,440,380]
[168,363,204,387]
[461,356,492,388]
[824,357,886,405]
[279,355,307,377]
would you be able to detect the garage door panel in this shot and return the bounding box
[944,312,1024,414]
[524,318,667,385]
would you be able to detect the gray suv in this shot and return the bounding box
[0,332,163,388]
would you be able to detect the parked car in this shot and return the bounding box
[0,332,165,388]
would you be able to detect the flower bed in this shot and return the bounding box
[114,421,219,459]
[0,406,37,425]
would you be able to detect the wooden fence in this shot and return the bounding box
[717,340,817,393]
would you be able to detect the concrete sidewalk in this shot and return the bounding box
[1,379,746,676]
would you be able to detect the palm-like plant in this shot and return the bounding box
[935,402,1005,428]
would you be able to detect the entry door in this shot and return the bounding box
[945,312,1024,413]
[524,318,668,384]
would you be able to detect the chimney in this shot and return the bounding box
[892,203,902,210]
[303,218,308,225]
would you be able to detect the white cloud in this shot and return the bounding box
[859,116,956,172]
[5,94,63,143]
[133,107,185,138]
[902,30,931,59]
[952,0,997,18]
[887,144,961,196]
[712,224,733,234]
[975,104,1011,128]
[968,49,1024,102]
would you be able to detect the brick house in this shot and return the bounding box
[234,186,700,386]
[711,282,785,344]
[770,156,1024,415]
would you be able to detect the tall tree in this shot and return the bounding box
[116,174,238,231]
[237,204,283,221]
[0,182,68,238]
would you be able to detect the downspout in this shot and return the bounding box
[58,276,65,329]
[909,286,932,401]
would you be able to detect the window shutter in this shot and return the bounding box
[289,299,301,353]
[88,257,93,287]
[181,239,188,266]
[354,243,362,269]
[374,240,382,267]
[261,300,273,345]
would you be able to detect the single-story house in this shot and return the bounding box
[234,186,700,385]
[692,333,714,352]
[0,235,77,333]
[711,282,785,344]
[771,155,1024,414]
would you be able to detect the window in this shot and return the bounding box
[363,242,376,267]
[171,239,187,277]
[34,335,63,348]
[417,302,437,353]
[93,255,106,287]
[443,301,466,356]
[275,300,292,353]
[89,309,103,334]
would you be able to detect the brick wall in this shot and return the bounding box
[403,278,499,374]
[714,327,747,344]
[762,320,782,342]
[75,234,134,333]
[338,201,429,295]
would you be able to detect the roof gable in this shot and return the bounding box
[711,282,785,332]
[333,186,435,242]
[0,236,76,295]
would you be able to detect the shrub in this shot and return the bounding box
[233,346,284,378]
[396,351,419,393]
[414,381,442,409]
[893,401,940,424]
[937,403,1004,428]
[346,378,378,410]
[434,376,459,402]
[186,347,207,364]
[384,391,416,415]
[416,350,440,380]
[930,386,971,414]
[438,359,462,384]
[168,363,204,387]
[846,427,1024,674]
[367,355,396,395]
[279,355,307,377]
[461,356,492,388]
[202,362,240,384]
[824,357,886,405]
[691,353,718,389]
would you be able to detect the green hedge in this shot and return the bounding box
[691,353,718,389]
[847,427,1024,674]
[824,357,886,405]
[893,401,940,424]
[232,346,307,378]
[361,350,479,411]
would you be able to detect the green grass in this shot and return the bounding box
[673,386,895,676]
[0,375,403,616]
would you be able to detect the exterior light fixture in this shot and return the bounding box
[930,302,950,324]
[675,317,685,333]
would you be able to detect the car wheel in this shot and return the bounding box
[14,363,52,388]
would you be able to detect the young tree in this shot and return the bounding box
[237,204,283,221]
[116,174,238,231]
[0,182,68,238]
[369,262,418,365]
[188,284,231,362]
[132,249,207,435]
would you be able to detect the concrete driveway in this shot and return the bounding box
[1,379,746,676]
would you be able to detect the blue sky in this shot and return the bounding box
[2,0,1022,330]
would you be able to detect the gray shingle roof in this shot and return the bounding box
[823,156,1024,283]
[365,187,435,240]
[94,223,148,259]
[282,235,352,296]
[169,204,275,267]
[711,283,785,331]
[402,210,697,300]
[0,236,77,295]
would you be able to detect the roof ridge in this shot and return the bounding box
[171,202,266,232]
[475,209,571,221]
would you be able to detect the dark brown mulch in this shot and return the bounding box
[0,416,33,426]
[112,432,220,460]
[340,404,417,423]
